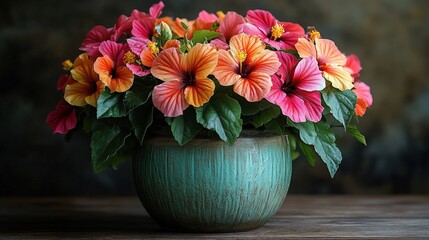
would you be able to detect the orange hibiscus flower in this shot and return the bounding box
[295,36,353,91]
[212,33,281,102]
[93,40,134,93]
[64,53,105,107]
[150,43,218,117]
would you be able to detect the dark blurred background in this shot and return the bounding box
[1,0,428,196]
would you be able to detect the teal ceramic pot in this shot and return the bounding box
[133,131,292,232]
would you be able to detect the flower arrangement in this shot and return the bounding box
[46,2,372,177]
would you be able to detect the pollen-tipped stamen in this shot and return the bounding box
[309,28,321,42]
[271,22,285,41]
[148,41,160,56]
[123,51,137,65]
[62,59,73,71]
[236,50,247,74]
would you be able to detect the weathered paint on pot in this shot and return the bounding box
[133,131,292,232]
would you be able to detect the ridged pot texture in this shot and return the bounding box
[133,132,292,232]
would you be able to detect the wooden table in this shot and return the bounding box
[1,196,428,239]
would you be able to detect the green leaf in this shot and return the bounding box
[248,106,281,128]
[196,93,242,145]
[298,140,316,166]
[264,117,287,135]
[96,91,127,119]
[322,87,357,129]
[236,97,273,116]
[166,108,203,145]
[129,104,154,145]
[97,82,152,119]
[346,124,367,145]
[191,30,221,44]
[288,120,342,178]
[124,81,152,110]
[90,124,132,173]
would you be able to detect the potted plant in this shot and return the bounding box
[46,1,373,232]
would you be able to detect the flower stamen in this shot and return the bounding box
[236,50,247,73]
[148,41,160,56]
[123,51,137,65]
[62,59,73,71]
[271,22,285,41]
[309,27,321,42]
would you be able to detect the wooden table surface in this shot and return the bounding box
[1,195,428,239]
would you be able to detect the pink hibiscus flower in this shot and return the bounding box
[244,9,304,50]
[79,26,113,57]
[344,54,362,80]
[265,52,325,123]
[46,100,77,134]
[343,54,373,116]
[210,11,246,50]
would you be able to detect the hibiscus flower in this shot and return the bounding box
[295,37,354,91]
[150,43,218,117]
[93,40,134,93]
[210,11,246,50]
[343,54,373,116]
[46,100,77,134]
[212,33,281,102]
[265,52,325,123]
[65,53,105,107]
[244,9,304,50]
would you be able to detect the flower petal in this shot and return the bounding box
[295,90,324,122]
[293,56,325,91]
[278,94,306,123]
[126,63,150,77]
[295,37,317,59]
[182,43,218,79]
[250,49,281,76]
[149,1,165,18]
[127,37,149,55]
[184,77,215,107]
[151,48,183,82]
[246,9,276,36]
[344,54,362,80]
[140,49,155,67]
[64,81,93,107]
[70,55,98,84]
[94,55,114,86]
[276,52,298,79]
[321,64,354,91]
[355,98,368,117]
[242,23,265,39]
[152,80,189,117]
[210,39,230,50]
[79,25,111,57]
[229,33,265,64]
[315,38,346,66]
[212,49,240,86]
[353,81,373,107]
[84,81,105,107]
[131,17,156,40]
[46,100,77,134]
[98,40,125,66]
[265,74,287,105]
[234,72,272,102]
[163,39,181,49]
[219,11,246,43]
[108,66,134,92]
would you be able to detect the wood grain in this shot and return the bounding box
[1,196,428,239]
